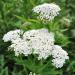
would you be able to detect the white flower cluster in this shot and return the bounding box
[3,29,23,42]
[52,45,69,68]
[23,29,54,60]
[10,38,32,56]
[3,29,69,68]
[32,3,61,21]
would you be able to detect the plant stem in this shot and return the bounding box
[38,60,50,73]
[20,56,28,75]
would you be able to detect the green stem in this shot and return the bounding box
[38,60,50,73]
[20,56,28,75]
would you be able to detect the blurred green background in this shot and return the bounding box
[0,0,75,75]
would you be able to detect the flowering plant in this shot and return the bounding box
[3,3,69,75]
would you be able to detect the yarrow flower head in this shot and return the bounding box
[10,38,31,56]
[3,29,23,42]
[52,45,69,68]
[3,29,69,68]
[23,29,54,60]
[32,3,61,21]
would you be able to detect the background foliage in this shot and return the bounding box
[0,0,75,75]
